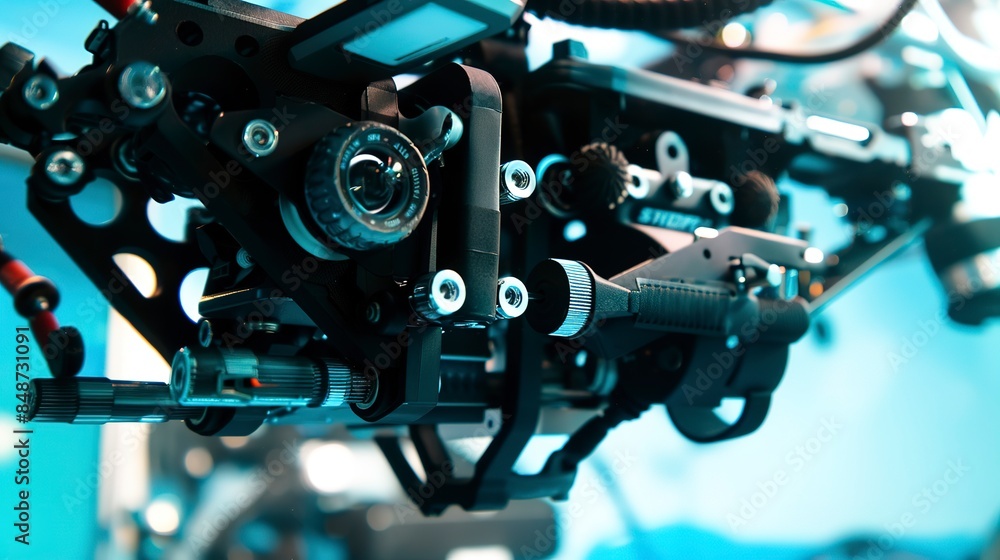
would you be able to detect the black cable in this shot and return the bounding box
[528,0,775,32]
[659,0,919,63]
[551,392,649,471]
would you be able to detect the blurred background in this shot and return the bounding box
[2,0,1000,559]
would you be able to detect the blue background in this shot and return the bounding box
[0,2,998,559]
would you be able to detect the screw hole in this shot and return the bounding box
[71,178,122,227]
[251,127,270,146]
[176,21,203,46]
[439,279,460,302]
[504,286,522,307]
[511,169,531,190]
[113,253,158,298]
[180,268,210,321]
[235,35,259,57]
[667,144,679,159]
[703,249,712,259]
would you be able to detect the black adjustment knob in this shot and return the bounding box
[44,326,84,378]
[11,276,59,318]
[730,170,780,229]
[526,259,595,338]
[539,142,631,216]
[304,121,430,252]
[576,143,631,212]
[0,43,33,90]
[29,147,92,203]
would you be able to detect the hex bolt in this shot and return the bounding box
[496,276,529,319]
[44,149,86,186]
[242,119,279,157]
[499,160,536,205]
[411,269,466,322]
[118,61,167,110]
[235,248,254,269]
[22,75,59,111]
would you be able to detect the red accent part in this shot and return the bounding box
[29,311,59,349]
[0,260,33,295]
[248,378,263,388]
[93,0,133,19]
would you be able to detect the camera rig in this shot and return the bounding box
[1,0,994,515]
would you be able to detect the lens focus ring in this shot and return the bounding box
[304,122,430,252]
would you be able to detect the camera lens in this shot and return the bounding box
[304,122,430,252]
[346,151,405,215]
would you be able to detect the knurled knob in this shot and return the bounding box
[525,259,595,338]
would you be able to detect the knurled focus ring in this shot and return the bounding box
[303,122,430,252]
[551,259,594,337]
[525,258,595,338]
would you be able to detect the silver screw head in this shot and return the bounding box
[499,160,536,204]
[22,75,59,111]
[496,276,529,319]
[411,269,466,322]
[430,271,465,316]
[242,119,279,157]
[44,149,86,186]
[118,61,167,110]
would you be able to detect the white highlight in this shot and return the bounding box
[806,116,871,143]
[804,247,825,265]
[721,23,748,48]
[901,12,939,44]
[301,441,356,494]
[145,497,181,535]
[694,227,719,239]
[447,546,514,560]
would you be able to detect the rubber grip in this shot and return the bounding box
[631,279,733,336]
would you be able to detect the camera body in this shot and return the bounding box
[3,0,986,516]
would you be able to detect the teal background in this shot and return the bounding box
[0,2,998,559]
[0,6,110,559]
